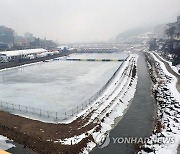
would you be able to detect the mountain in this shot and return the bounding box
[153,24,166,39]
[116,24,166,42]
[116,27,153,41]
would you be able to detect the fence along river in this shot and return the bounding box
[0,56,129,122]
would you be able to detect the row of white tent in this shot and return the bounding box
[0,48,60,62]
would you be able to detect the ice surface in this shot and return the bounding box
[0,53,128,113]
[68,52,128,59]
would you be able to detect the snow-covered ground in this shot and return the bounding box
[139,52,180,154]
[0,135,15,150]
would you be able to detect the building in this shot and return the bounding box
[0,42,9,51]
[24,32,34,42]
[0,26,15,46]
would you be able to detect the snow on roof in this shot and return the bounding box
[0,48,47,57]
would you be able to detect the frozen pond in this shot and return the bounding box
[0,53,128,113]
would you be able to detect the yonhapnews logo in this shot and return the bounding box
[95,133,175,149]
[95,132,110,148]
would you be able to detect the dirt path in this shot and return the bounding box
[153,53,180,93]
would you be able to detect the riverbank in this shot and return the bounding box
[139,52,180,154]
[91,51,155,154]
[153,52,180,92]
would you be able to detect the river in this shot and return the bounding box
[91,52,156,154]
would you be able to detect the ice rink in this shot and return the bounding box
[0,52,128,113]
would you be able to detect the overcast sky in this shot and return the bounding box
[0,0,179,43]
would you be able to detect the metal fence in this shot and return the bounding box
[0,56,129,122]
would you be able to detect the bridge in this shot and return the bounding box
[58,42,131,48]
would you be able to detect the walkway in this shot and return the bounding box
[153,53,180,93]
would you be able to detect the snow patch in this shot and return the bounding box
[0,135,15,150]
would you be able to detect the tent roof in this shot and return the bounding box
[0,48,47,57]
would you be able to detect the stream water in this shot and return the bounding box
[91,52,156,154]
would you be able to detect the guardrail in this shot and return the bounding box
[0,56,129,122]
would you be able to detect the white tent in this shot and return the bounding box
[0,48,48,62]
[0,48,47,57]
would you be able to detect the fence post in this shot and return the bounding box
[19,105,21,111]
[56,112,57,120]
[6,103,8,109]
[65,112,66,119]
[47,111,49,118]
[40,109,41,116]
[71,109,73,116]
[82,104,83,110]
[12,104,14,110]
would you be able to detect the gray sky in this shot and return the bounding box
[0,0,179,43]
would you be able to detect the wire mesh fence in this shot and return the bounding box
[0,57,129,122]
